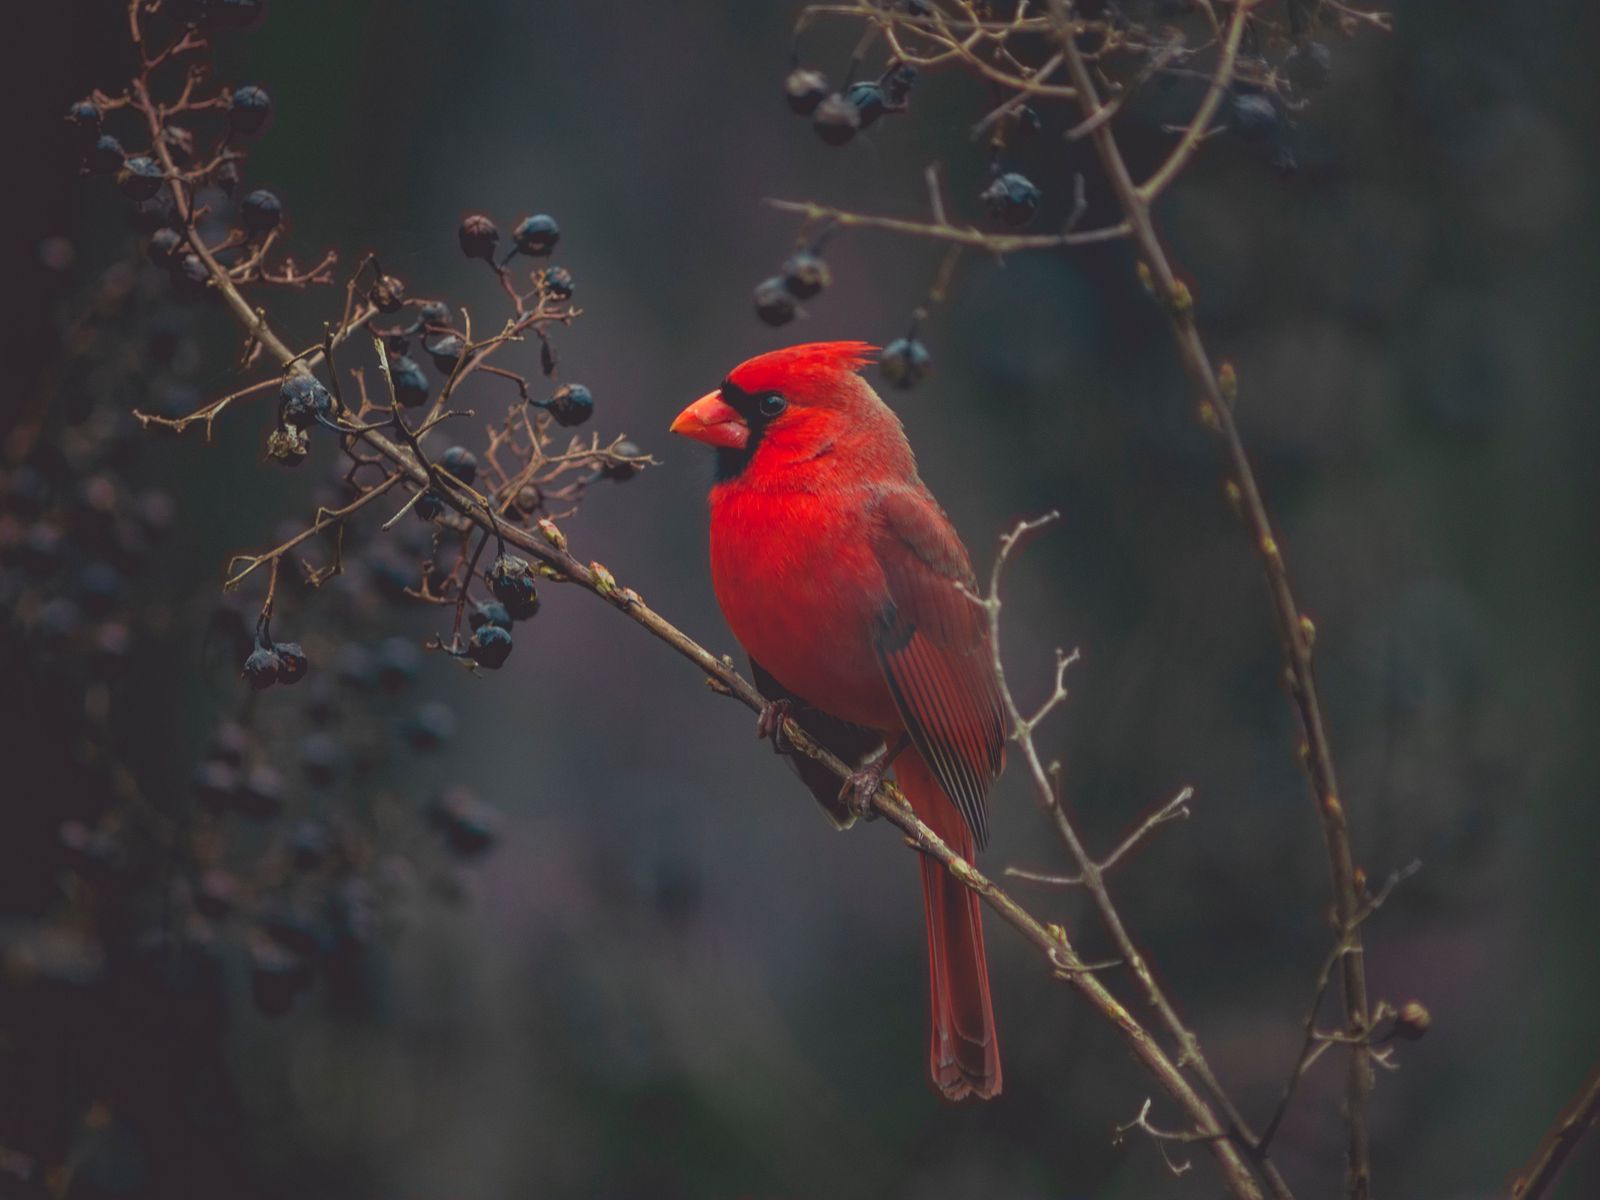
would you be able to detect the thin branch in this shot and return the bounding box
[766,198,1129,253]
[978,515,1287,1200]
[1046,4,1378,1195]
[1505,1061,1600,1199]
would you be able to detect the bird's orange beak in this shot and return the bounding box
[670,390,748,449]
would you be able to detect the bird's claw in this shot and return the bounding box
[756,698,793,754]
[838,762,888,821]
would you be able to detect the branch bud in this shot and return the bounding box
[590,561,619,599]
[1393,1001,1431,1040]
[537,517,566,551]
[1218,361,1237,405]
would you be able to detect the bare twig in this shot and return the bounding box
[1506,1060,1600,1200]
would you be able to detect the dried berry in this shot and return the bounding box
[403,702,457,751]
[469,600,514,632]
[240,188,283,236]
[545,382,594,427]
[1230,92,1278,141]
[117,156,164,202]
[879,337,931,389]
[426,787,502,856]
[1285,41,1332,92]
[243,642,281,689]
[367,274,405,313]
[538,266,574,300]
[812,93,861,145]
[784,68,830,115]
[438,445,478,486]
[377,635,422,691]
[278,374,333,429]
[602,439,644,482]
[458,213,500,261]
[981,172,1041,227]
[273,641,308,685]
[414,491,445,521]
[227,85,273,136]
[511,214,560,257]
[418,299,452,327]
[467,624,513,669]
[66,99,102,141]
[881,63,917,107]
[753,276,798,326]
[486,554,540,620]
[425,333,465,374]
[147,227,183,265]
[387,354,429,407]
[87,133,125,175]
[781,251,831,300]
[847,81,888,128]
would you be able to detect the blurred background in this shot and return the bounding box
[5,1,1597,1197]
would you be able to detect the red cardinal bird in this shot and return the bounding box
[671,341,1006,1100]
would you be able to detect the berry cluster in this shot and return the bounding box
[4,11,666,1172]
[763,1,1351,379]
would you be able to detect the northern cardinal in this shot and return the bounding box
[671,341,1006,1100]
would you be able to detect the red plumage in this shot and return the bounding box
[672,341,1005,1100]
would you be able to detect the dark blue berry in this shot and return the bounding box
[240,188,282,236]
[467,624,513,669]
[273,641,308,684]
[812,93,860,145]
[1231,93,1278,141]
[879,337,931,389]
[426,333,465,374]
[228,85,273,136]
[469,600,514,632]
[243,643,281,689]
[486,554,540,620]
[117,156,164,201]
[981,172,1041,227]
[278,374,333,429]
[781,252,830,299]
[403,701,457,751]
[754,277,798,326]
[438,445,478,486]
[539,266,574,299]
[427,787,502,856]
[545,382,593,427]
[388,354,429,407]
[847,81,888,127]
[87,133,125,174]
[785,68,830,115]
[511,214,560,257]
[414,490,445,521]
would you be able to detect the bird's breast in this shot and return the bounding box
[709,487,900,730]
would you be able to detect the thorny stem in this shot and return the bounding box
[1046,3,1376,1196]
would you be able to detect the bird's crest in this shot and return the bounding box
[725,341,878,399]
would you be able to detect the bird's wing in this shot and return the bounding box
[869,487,1007,848]
[749,656,884,830]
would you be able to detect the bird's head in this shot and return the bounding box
[672,341,906,483]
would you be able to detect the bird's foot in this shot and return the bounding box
[838,758,891,821]
[755,698,793,754]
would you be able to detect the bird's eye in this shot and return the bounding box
[758,393,787,418]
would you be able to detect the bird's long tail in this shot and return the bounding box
[897,751,1001,1101]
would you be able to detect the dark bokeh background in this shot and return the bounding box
[6,1,1598,1197]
